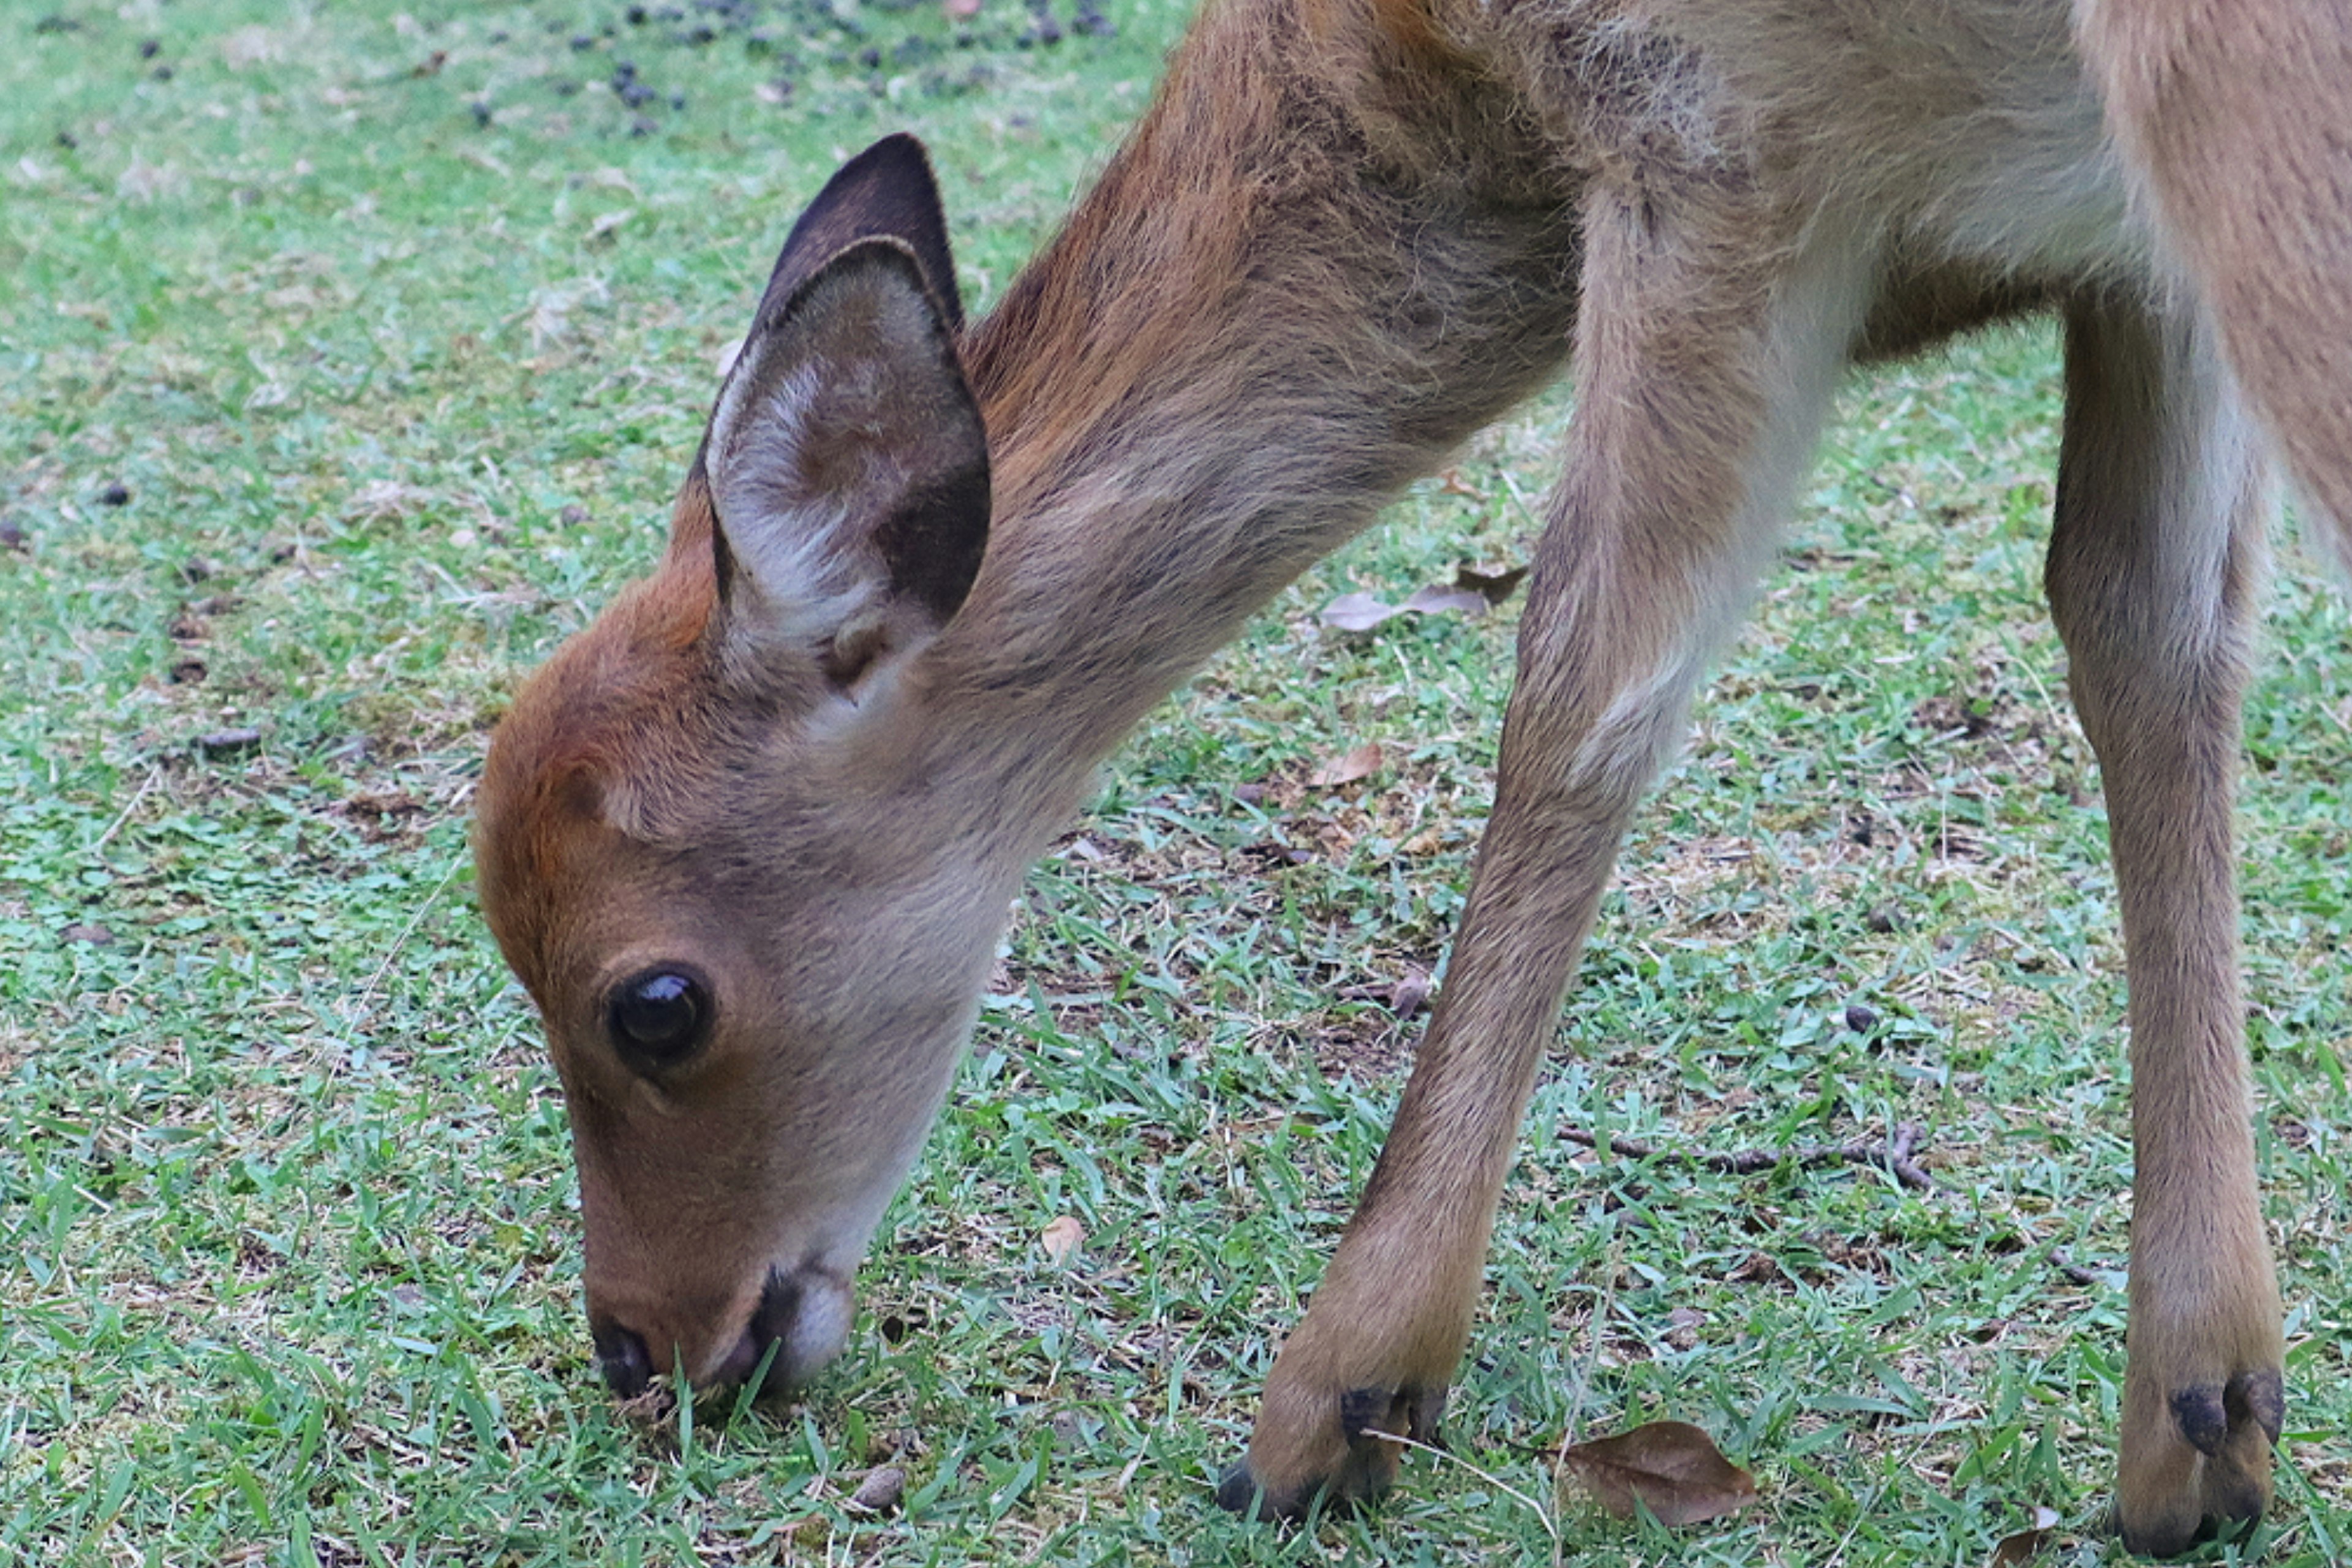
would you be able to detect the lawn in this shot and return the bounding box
[2,1,2348,1564]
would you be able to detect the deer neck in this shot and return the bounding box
[893,1,1584,848]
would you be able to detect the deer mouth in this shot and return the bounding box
[591,1262,857,1400]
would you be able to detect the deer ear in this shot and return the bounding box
[704,137,987,690]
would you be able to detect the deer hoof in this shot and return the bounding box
[2117,1368,2283,1557]
[1213,1383,1447,1521]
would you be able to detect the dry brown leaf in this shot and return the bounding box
[1400,583,1490,617]
[1320,591,1397,631]
[1561,1420,1757,1528]
[1039,1215,1085,1266]
[1454,562,1530,605]
[849,1464,907,1513]
[1308,743,1384,788]
[1323,571,1513,631]
[1437,467,1486,499]
[1390,969,1431,1019]
[1987,1506,2060,1566]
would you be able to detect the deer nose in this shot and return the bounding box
[711,1267,856,1393]
[592,1318,654,1398]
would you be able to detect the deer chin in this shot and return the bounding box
[705,1261,859,1394]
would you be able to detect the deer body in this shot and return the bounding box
[478,0,2343,1553]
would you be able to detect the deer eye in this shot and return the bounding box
[606,967,712,1068]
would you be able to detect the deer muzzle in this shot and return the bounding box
[590,1263,856,1400]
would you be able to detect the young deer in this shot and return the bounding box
[476,0,2348,1552]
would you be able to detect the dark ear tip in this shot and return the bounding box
[765,132,964,335]
[835,133,938,194]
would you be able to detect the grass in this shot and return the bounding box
[2,1,2348,1563]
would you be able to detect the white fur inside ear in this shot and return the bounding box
[708,352,876,645]
[703,262,956,652]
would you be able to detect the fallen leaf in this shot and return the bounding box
[1389,969,1431,1019]
[1438,467,1485,499]
[1400,583,1489,617]
[116,156,182,204]
[849,1464,906,1513]
[1561,1420,1757,1528]
[1308,743,1383,788]
[221,25,279,69]
[1319,591,1396,632]
[346,480,439,524]
[1988,1505,2061,1566]
[1039,1215,1084,1266]
[195,728,263,756]
[1454,562,1529,605]
[1324,572,1510,632]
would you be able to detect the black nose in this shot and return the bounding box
[723,1271,804,1391]
[592,1319,652,1398]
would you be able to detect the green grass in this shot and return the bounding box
[3,2,2348,1564]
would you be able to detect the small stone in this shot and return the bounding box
[1844,1002,1880,1033]
[99,483,131,507]
[1864,904,1901,934]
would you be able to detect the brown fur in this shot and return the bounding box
[477,0,2348,1553]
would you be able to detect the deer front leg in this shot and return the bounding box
[1219,192,1871,1518]
[2046,298,2283,1556]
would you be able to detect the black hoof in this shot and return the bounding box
[2118,1370,2285,1558]
[1214,1384,1449,1522]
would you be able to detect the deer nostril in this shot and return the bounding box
[591,1319,653,1399]
[742,1271,804,1392]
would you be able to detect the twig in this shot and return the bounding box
[1356,1427,1557,1545]
[339,848,469,1055]
[89,765,161,854]
[2051,1248,2108,1289]
[1561,1120,1936,1191]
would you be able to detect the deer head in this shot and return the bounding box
[475,137,1020,1399]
